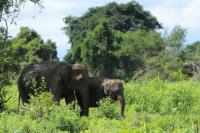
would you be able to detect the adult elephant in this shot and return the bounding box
[18,61,89,116]
[89,77,125,118]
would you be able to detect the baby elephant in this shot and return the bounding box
[89,77,125,118]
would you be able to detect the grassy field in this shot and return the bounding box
[1,78,200,132]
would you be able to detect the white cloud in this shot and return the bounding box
[150,0,200,29]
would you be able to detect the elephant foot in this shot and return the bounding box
[80,110,89,116]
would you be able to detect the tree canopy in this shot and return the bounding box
[64,1,162,78]
[64,1,162,45]
[0,0,43,110]
[10,27,58,65]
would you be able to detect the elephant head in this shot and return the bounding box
[70,64,89,116]
[69,64,89,88]
[88,77,125,118]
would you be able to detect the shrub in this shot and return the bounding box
[125,78,195,114]
[2,79,200,132]
[170,88,193,114]
[125,78,166,113]
[97,98,119,119]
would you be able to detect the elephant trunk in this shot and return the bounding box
[117,94,125,118]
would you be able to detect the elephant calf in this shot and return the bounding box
[89,77,125,118]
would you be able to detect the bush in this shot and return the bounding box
[2,79,200,132]
[0,87,6,111]
[0,91,89,132]
[21,92,55,120]
[125,78,196,114]
[97,98,119,119]
[0,74,11,111]
[169,88,193,114]
[125,78,166,113]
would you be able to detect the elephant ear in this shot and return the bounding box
[102,80,110,95]
[60,64,72,82]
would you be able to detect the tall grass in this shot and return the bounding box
[1,78,200,132]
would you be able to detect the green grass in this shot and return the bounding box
[1,78,200,132]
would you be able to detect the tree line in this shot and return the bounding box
[63,1,199,81]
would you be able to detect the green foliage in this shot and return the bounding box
[146,25,187,81]
[120,30,164,59]
[1,0,200,132]
[125,79,197,114]
[0,27,19,111]
[64,1,162,79]
[25,71,47,96]
[10,27,58,65]
[167,25,187,50]
[1,90,88,132]
[64,1,161,45]
[0,0,43,112]
[180,41,200,79]
[36,39,58,61]
[119,30,164,79]
[80,22,118,76]
[97,98,119,119]
[63,2,193,82]
[182,41,200,62]
[2,79,200,132]
[21,93,55,120]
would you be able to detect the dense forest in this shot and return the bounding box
[0,0,200,132]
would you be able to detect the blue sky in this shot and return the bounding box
[7,0,200,60]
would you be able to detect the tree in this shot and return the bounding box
[119,30,164,80]
[10,27,58,65]
[64,1,161,45]
[167,25,187,51]
[0,0,42,21]
[0,26,58,110]
[151,25,187,80]
[0,27,18,111]
[80,22,118,77]
[181,41,200,62]
[0,0,42,111]
[36,39,58,61]
[63,1,162,79]
[181,41,200,78]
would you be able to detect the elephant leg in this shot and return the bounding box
[20,90,30,105]
[117,94,125,118]
[75,90,89,116]
[64,91,75,104]
[80,89,89,116]
[65,91,76,110]
[75,92,83,115]
[49,81,62,105]
[21,94,30,105]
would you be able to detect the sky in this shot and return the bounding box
[7,0,200,60]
